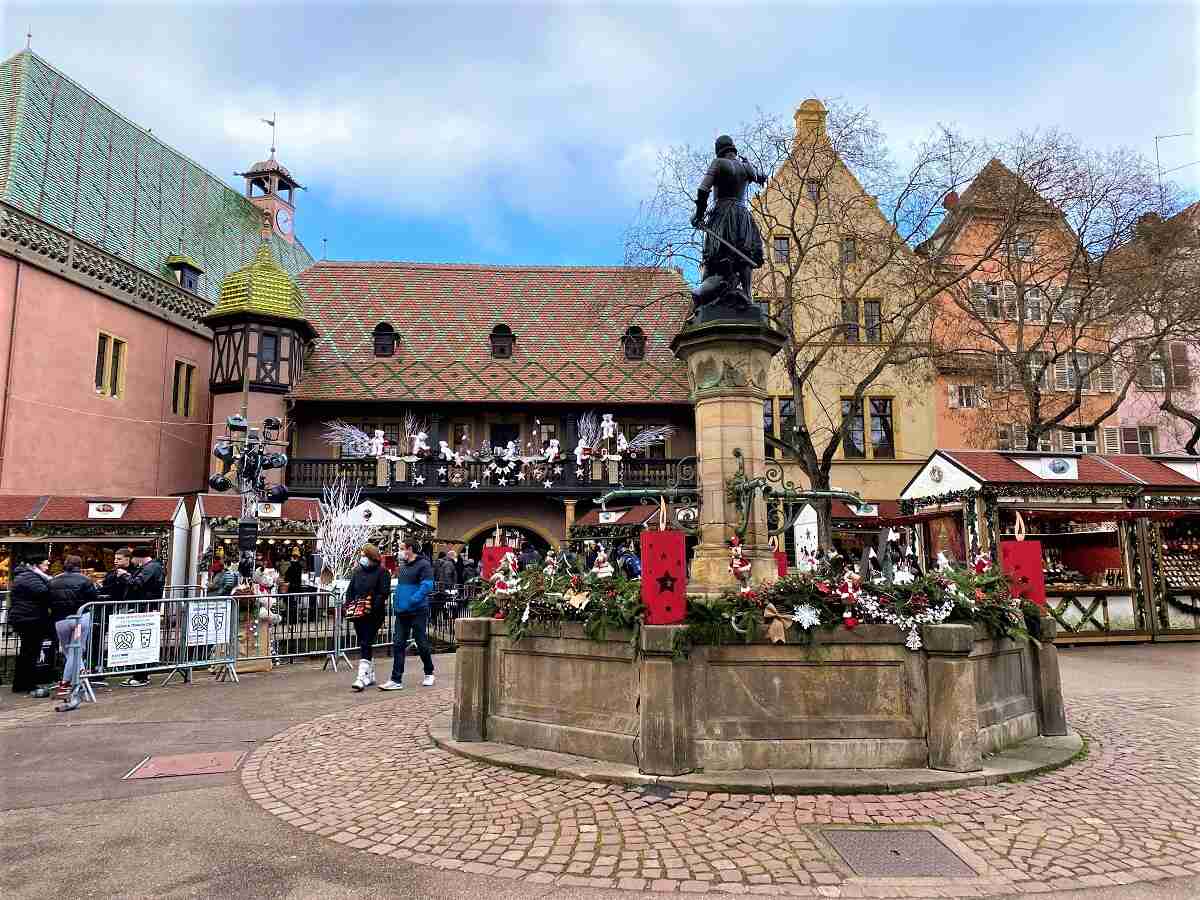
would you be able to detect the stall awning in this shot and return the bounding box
[879,508,965,526]
[1009,507,1198,522]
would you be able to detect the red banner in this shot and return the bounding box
[641,530,687,625]
[481,545,514,581]
[1000,540,1046,607]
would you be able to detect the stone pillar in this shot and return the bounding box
[669,320,786,595]
[426,499,440,535]
[563,499,578,534]
[637,625,693,775]
[922,623,981,773]
[451,618,491,741]
[1030,615,1069,736]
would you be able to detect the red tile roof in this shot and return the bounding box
[197,494,321,521]
[940,451,1138,485]
[1103,455,1200,488]
[830,499,901,520]
[573,506,659,528]
[0,495,44,522]
[35,497,182,523]
[292,262,693,404]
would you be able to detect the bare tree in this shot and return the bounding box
[627,101,985,544]
[309,473,378,584]
[928,134,1197,453]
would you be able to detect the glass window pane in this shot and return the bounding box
[841,399,865,458]
[109,340,123,398]
[172,361,182,414]
[864,301,881,342]
[184,365,194,416]
[764,400,775,459]
[95,335,109,393]
[841,300,859,342]
[870,398,894,458]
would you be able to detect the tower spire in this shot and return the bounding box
[260,114,277,159]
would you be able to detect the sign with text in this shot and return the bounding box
[106,612,161,667]
[186,601,232,647]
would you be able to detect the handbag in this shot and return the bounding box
[343,592,373,621]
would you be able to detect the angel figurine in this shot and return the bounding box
[728,537,752,583]
[503,440,519,462]
[590,548,614,579]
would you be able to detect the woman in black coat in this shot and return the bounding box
[345,544,390,692]
[9,554,53,695]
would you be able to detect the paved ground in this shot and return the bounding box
[0,644,1197,899]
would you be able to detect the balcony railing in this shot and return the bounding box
[285,456,696,494]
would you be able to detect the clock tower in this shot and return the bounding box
[236,154,300,245]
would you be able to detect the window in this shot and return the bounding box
[1027,351,1050,390]
[763,399,776,459]
[1121,426,1156,455]
[94,332,126,398]
[621,326,646,360]
[863,300,881,342]
[171,360,197,417]
[180,269,199,292]
[373,322,396,357]
[772,236,790,263]
[949,384,983,409]
[1070,428,1098,454]
[1024,288,1043,322]
[805,179,821,202]
[259,332,279,363]
[840,237,857,264]
[1137,347,1167,388]
[1009,236,1034,260]
[778,398,796,452]
[840,398,865,458]
[869,398,895,458]
[841,299,859,343]
[451,422,472,451]
[490,324,515,359]
[996,423,1052,452]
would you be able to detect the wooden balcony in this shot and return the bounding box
[285,457,696,495]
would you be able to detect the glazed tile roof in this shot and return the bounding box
[0,50,312,303]
[293,262,693,404]
[0,495,42,521]
[206,242,307,324]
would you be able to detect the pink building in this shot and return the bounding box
[0,50,311,496]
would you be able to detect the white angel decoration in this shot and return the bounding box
[574,437,590,466]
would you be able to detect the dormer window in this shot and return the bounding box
[165,255,204,294]
[490,324,515,359]
[621,326,647,360]
[373,322,396,357]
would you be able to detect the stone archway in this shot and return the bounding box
[461,517,557,560]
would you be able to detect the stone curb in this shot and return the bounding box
[428,712,1084,795]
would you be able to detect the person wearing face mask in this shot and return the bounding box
[379,539,435,690]
[345,543,390,691]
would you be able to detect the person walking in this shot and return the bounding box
[207,558,239,596]
[122,546,164,687]
[48,555,99,700]
[9,553,53,696]
[345,544,390,691]
[379,540,435,691]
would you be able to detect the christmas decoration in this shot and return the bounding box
[641,530,686,625]
[590,549,615,579]
[728,536,752,582]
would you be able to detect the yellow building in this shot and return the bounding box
[752,99,937,502]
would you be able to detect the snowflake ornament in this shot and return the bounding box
[792,604,822,630]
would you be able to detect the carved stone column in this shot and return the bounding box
[922,623,982,772]
[637,625,693,775]
[670,319,786,596]
[451,618,491,741]
[1030,616,1069,736]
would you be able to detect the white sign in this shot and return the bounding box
[257,502,282,518]
[598,511,622,524]
[88,501,127,519]
[186,601,232,647]
[107,612,161,667]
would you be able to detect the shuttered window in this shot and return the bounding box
[1102,426,1122,455]
[1170,343,1191,388]
[1120,426,1155,455]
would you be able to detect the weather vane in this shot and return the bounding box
[261,113,277,158]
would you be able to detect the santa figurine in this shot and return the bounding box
[590,548,614,579]
[410,431,430,457]
[544,438,560,462]
[728,537,752,583]
[369,429,386,458]
[439,440,455,462]
[490,551,521,597]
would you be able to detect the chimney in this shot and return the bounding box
[943,191,959,211]
[794,99,827,142]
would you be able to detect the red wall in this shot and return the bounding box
[0,257,211,496]
[1061,541,1123,580]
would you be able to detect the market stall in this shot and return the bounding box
[190,494,323,588]
[0,495,188,591]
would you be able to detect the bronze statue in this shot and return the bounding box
[689,134,766,319]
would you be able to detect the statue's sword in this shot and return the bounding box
[692,222,758,268]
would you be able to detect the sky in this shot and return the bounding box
[2,1,1196,267]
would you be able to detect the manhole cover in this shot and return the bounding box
[124,751,247,780]
[820,828,976,878]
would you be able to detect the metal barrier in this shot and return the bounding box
[234,589,342,670]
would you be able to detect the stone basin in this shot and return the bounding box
[450,617,1069,778]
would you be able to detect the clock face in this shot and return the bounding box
[275,208,292,234]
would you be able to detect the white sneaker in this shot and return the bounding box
[421,674,436,687]
[365,662,376,688]
[351,660,369,692]
[378,680,404,691]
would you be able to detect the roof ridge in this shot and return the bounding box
[306,260,680,274]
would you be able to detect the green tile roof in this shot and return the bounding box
[207,241,306,324]
[0,50,312,303]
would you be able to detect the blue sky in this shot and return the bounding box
[3,2,1196,266]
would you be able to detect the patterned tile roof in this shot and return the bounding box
[293,262,693,404]
[574,506,659,527]
[0,50,312,303]
[206,242,307,324]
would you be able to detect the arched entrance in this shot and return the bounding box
[462,519,554,562]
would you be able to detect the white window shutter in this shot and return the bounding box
[1102,426,1121,454]
[1049,286,1065,322]
[969,283,989,318]
[1097,358,1115,393]
[1012,423,1029,451]
[1049,428,1064,452]
[947,383,959,408]
[1053,356,1070,391]
[1002,282,1018,320]
[994,354,1010,389]
[976,387,989,408]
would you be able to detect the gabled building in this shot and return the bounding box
[0,49,312,496]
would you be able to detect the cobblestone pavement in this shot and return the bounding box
[243,684,1200,897]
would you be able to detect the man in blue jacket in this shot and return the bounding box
[379,540,436,690]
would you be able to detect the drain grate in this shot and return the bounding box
[124,751,247,780]
[820,828,976,878]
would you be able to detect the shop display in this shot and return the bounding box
[1159,521,1200,589]
[999,511,1126,590]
